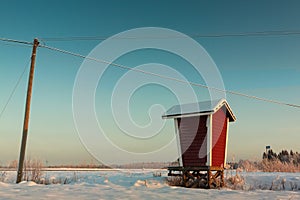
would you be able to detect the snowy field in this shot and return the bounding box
[0,169,299,200]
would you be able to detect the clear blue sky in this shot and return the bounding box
[0,0,300,165]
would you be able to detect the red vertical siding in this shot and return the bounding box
[212,106,228,167]
[178,116,207,167]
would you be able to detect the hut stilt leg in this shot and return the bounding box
[221,170,225,187]
[207,170,211,189]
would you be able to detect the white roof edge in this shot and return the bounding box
[162,111,214,119]
[216,99,236,122]
[162,98,236,122]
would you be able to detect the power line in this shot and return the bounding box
[39,43,300,109]
[0,60,30,121]
[0,38,33,121]
[0,42,33,48]
[0,38,33,46]
[39,30,300,41]
[1,37,299,109]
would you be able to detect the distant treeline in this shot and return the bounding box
[0,159,178,169]
[263,149,300,165]
[237,149,300,172]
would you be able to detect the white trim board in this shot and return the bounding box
[174,118,183,166]
[224,118,229,167]
[206,114,212,166]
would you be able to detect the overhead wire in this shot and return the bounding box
[0,38,33,120]
[0,38,33,46]
[1,36,300,109]
[39,43,300,109]
[0,59,30,121]
[39,30,300,41]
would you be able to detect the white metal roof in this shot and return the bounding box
[162,99,236,122]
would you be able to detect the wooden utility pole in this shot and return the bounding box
[16,38,39,183]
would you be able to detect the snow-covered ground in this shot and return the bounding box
[0,169,299,200]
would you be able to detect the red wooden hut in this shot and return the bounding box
[162,99,236,188]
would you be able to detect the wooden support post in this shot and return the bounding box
[207,170,211,189]
[221,170,225,187]
[16,38,39,183]
[182,171,187,186]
